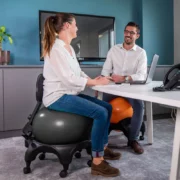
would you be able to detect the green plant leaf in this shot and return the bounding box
[8,36,13,44]
[0,26,6,33]
[0,26,13,46]
[6,33,11,37]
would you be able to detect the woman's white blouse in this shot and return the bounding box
[43,38,88,107]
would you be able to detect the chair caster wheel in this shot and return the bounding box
[23,167,31,174]
[59,170,68,178]
[39,153,45,160]
[140,136,144,140]
[75,152,81,158]
[87,160,92,167]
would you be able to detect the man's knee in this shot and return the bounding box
[132,100,144,109]
[106,103,112,113]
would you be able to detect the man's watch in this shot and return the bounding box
[125,76,130,82]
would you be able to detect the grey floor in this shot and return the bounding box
[0,119,176,180]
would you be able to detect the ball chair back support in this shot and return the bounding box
[22,74,44,138]
[22,74,92,178]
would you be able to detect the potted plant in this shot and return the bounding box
[0,26,13,65]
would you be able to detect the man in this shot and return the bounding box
[101,22,147,154]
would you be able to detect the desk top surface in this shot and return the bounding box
[92,81,180,108]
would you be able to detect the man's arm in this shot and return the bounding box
[130,50,147,81]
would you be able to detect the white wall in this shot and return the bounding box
[174,0,180,64]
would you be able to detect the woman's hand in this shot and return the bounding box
[94,76,102,80]
[96,76,110,85]
[87,76,110,86]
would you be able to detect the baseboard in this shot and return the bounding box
[0,130,22,139]
[144,113,171,121]
[153,113,172,120]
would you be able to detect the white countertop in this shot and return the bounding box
[92,81,180,108]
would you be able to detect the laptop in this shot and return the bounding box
[130,54,159,85]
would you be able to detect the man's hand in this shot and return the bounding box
[111,74,125,83]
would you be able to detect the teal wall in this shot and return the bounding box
[142,0,174,65]
[1,0,173,65]
[130,0,143,48]
[1,0,140,65]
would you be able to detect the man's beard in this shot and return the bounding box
[124,37,133,45]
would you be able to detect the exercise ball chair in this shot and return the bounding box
[32,108,92,145]
[22,74,92,178]
[109,97,145,140]
[110,97,133,124]
[109,97,133,139]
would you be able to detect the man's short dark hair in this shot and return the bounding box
[125,22,140,34]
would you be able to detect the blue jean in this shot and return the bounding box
[103,93,144,141]
[47,94,112,157]
[126,98,144,141]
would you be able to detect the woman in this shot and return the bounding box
[42,13,120,177]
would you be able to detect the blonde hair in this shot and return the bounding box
[42,13,75,57]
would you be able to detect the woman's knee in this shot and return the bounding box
[95,106,109,122]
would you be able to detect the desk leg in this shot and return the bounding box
[145,101,153,145]
[169,108,180,180]
[97,91,103,100]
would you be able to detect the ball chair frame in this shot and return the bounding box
[101,94,146,142]
[22,74,92,178]
[109,117,145,141]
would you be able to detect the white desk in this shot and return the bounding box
[92,81,180,180]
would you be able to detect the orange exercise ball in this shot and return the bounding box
[109,97,133,124]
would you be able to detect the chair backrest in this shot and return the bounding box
[36,74,44,102]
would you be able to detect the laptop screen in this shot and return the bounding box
[146,54,159,83]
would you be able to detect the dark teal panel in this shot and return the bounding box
[130,0,143,47]
[142,0,173,65]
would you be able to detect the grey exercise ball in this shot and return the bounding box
[32,107,93,145]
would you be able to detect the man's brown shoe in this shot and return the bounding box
[104,147,121,160]
[128,140,144,154]
[91,160,120,177]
